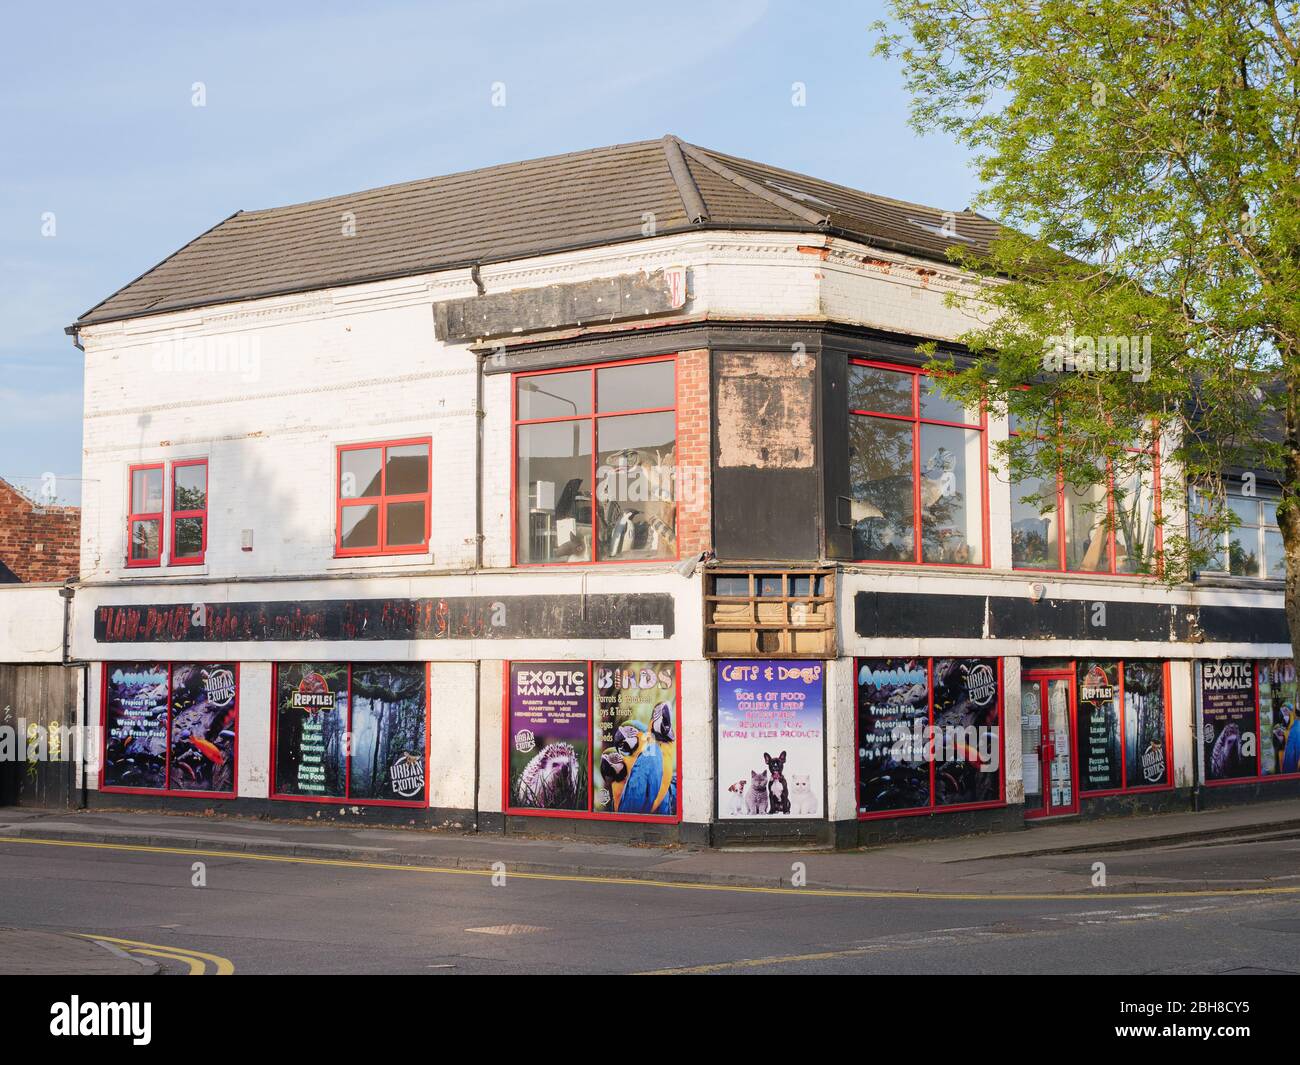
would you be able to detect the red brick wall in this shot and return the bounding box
[676,348,712,557]
[0,479,80,583]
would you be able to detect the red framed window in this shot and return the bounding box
[100,662,239,796]
[503,660,681,823]
[336,438,431,556]
[127,464,165,567]
[270,662,430,807]
[169,459,208,565]
[1010,418,1160,574]
[846,360,989,566]
[855,657,1005,818]
[1202,659,1300,784]
[513,356,679,565]
[1075,659,1172,795]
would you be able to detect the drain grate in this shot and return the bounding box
[466,924,549,936]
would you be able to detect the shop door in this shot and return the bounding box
[1020,671,1078,818]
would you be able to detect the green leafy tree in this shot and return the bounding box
[876,1,1300,654]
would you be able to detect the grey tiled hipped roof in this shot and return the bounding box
[70,135,1003,331]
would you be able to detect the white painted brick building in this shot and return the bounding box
[47,137,1295,844]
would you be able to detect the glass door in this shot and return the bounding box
[1022,671,1078,818]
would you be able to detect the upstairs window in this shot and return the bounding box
[128,459,210,568]
[170,459,208,565]
[336,439,432,556]
[847,361,987,566]
[1009,419,1158,574]
[514,357,677,565]
[127,464,165,567]
[1194,486,1284,579]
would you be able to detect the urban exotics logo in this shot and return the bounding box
[290,672,335,713]
[1142,741,1166,784]
[965,662,996,706]
[203,667,235,708]
[50,997,151,1045]
[390,752,425,799]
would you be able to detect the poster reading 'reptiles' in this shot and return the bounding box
[716,660,824,821]
[508,662,589,812]
[275,663,347,798]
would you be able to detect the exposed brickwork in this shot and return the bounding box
[0,478,80,583]
[675,347,712,557]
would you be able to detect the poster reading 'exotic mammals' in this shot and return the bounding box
[104,663,170,789]
[1077,660,1122,792]
[1125,660,1168,787]
[275,663,347,798]
[593,662,677,817]
[857,658,931,813]
[349,664,428,802]
[168,663,237,793]
[717,659,824,820]
[1201,660,1258,781]
[509,662,589,811]
[1259,659,1300,776]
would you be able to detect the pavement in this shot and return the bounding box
[0,926,158,975]
[3,799,1300,896]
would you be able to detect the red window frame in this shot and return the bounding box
[335,437,432,557]
[847,359,990,568]
[126,463,165,568]
[1203,658,1300,786]
[168,458,208,566]
[1009,421,1162,576]
[98,661,240,798]
[1076,659,1174,797]
[501,660,684,824]
[511,355,680,567]
[854,657,1007,820]
[269,662,432,808]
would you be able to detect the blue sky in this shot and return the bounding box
[0,0,977,504]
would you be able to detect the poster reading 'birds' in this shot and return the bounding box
[593,662,677,818]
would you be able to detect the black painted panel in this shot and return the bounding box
[855,590,1274,645]
[94,594,675,644]
[714,468,820,560]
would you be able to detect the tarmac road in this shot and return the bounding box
[2,836,1298,974]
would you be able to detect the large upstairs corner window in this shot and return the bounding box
[336,438,432,557]
[1009,418,1159,575]
[847,361,987,566]
[514,357,678,565]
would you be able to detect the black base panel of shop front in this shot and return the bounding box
[853,805,1024,847]
[84,791,479,829]
[1078,788,1190,821]
[1196,775,1300,809]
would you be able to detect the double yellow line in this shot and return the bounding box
[75,933,234,975]
[4,832,1299,902]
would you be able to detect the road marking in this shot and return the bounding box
[466,924,549,935]
[74,933,234,975]
[7,835,1299,903]
[129,948,205,975]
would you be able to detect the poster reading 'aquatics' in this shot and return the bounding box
[716,660,824,820]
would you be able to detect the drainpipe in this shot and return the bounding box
[57,581,89,810]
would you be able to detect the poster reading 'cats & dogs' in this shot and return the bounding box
[716,659,824,820]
